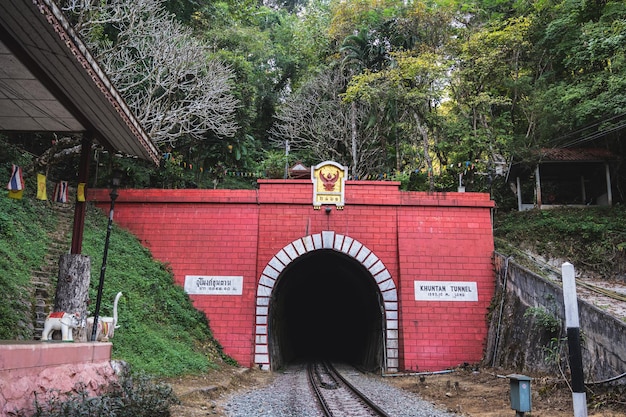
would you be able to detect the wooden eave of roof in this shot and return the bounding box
[537,148,618,163]
[0,0,159,164]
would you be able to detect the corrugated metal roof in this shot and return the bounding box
[539,148,618,162]
[0,0,159,164]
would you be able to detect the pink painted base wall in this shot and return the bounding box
[0,342,114,416]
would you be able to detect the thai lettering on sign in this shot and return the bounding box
[184,275,243,295]
[414,281,478,302]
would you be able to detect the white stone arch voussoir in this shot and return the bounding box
[254,230,399,372]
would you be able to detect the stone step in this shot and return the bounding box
[32,275,56,283]
[30,202,75,340]
[31,274,54,280]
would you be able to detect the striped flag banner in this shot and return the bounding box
[7,164,24,199]
[7,164,23,191]
[53,181,68,203]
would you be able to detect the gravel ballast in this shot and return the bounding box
[223,363,457,417]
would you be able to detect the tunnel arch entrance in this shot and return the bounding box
[269,250,385,371]
[254,231,398,373]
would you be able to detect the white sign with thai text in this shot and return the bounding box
[414,281,478,302]
[184,275,243,295]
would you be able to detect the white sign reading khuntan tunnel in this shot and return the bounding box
[89,175,495,373]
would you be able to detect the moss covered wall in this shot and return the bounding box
[488,253,626,383]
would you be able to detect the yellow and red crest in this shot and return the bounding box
[311,161,347,209]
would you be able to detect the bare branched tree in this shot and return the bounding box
[269,68,384,177]
[64,0,239,147]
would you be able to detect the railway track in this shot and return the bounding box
[307,361,391,417]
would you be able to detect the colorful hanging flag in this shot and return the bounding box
[7,164,23,191]
[53,181,68,203]
[77,182,86,202]
[7,164,24,199]
[8,189,23,199]
[36,174,47,200]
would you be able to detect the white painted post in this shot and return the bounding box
[284,140,290,179]
[535,166,542,208]
[516,177,523,211]
[605,163,613,206]
[562,262,588,417]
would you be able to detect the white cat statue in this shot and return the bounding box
[87,292,122,342]
[41,311,82,341]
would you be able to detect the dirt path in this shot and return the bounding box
[386,367,626,417]
[165,364,626,416]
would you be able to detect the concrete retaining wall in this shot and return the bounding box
[488,253,626,383]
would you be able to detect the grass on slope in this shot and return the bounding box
[0,194,231,377]
[82,205,231,376]
[494,205,626,278]
[0,197,54,340]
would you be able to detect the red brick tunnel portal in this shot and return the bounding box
[268,249,384,371]
[88,180,495,373]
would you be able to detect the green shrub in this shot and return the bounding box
[494,206,626,277]
[24,372,178,417]
[524,306,560,334]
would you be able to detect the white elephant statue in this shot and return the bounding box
[87,292,122,342]
[41,312,82,341]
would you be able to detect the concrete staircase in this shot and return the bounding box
[31,202,74,340]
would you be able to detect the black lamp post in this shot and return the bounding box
[91,172,120,342]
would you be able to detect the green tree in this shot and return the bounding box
[532,0,626,145]
[446,15,533,171]
[344,49,448,189]
[340,28,392,72]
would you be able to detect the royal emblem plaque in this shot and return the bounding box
[311,161,348,209]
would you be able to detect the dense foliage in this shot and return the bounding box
[5,0,626,197]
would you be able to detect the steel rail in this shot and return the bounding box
[308,361,391,417]
[307,362,334,416]
[325,362,391,417]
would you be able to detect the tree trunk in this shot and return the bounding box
[413,113,434,191]
[55,254,91,341]
[351,101,358,178]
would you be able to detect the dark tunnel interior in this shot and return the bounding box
[268,250,384,371]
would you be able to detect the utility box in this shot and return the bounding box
[507,374,532,414]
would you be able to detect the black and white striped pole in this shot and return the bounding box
[562,262,588,417]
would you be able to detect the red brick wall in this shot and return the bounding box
[397,203,495,371]
[89,180,494,371]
